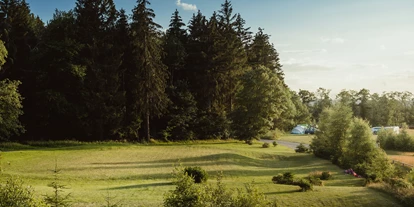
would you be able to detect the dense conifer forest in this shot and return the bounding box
[1,0,414,142]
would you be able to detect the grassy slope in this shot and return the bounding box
[278,134,314,144]
[0,141,401,207]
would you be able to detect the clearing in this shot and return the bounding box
[0,140,401,207]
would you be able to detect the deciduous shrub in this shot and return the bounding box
[272,141,278,147]
[272,172,294,185]
[321,171,333,180]
[262,143,270,148]
[294,179,313,192]
[165,168,273,206]
[0,177,46,207]
[184,166,208,183]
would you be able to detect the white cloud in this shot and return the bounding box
[403,51,414,56]
[282,49,327,54]
[380,45,386,50]
[320,37,345,44]
[353,63,388,69]
[176,0,197,11]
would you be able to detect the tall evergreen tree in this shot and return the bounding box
[163,9,187,86]
[217,0,247,112]
[247,28,284,80]
[131,0,169,142]
[74,0,124,140]
[114,9,141,140]
[32,10,86,139]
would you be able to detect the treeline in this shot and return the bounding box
[0,0,310,142]
[298,88,414,127]
[1,0,413,143]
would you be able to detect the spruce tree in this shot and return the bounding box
[74,0,124,140]
[248,28,284,80]
[32,10,87,139]
[115,9,142,140]
[131,0,169,142]
[163,9,187,86]
[217,0,247,112]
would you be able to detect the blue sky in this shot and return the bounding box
[26,0,414,95]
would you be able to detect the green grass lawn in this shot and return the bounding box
[278,134,314,144]
[0,141,401,207]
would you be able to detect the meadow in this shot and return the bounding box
[0,139,403,207]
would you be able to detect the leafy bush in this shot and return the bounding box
[307,177,323,186]
[0,177,46,207]
[377,127,414,151]
[165,168,273,207]
[262,143,270,148]
[294,179,313,192]
[321,171,333,180]
[245,140,253,145]
[388,178,413,189]
[295,143,309,153]
[184,166,208,183]
[272,141,278,147]
[272,172,294,185]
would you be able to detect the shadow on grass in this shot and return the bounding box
[104,182,173,190]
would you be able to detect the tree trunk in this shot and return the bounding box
[146,108,150,142]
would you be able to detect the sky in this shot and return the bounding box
[26,0,414,95]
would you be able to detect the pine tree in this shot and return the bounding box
[131,0,169,142]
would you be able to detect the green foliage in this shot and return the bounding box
[0,177,46,207]
[295,143,309,153]
[321,171,333,180]
[308,171,332,183]
[164,83,197,141]
[272,141,278,147]
[165,168,273,207]
[294,179,313,192]
[164,167,203,207]
[378,127,414,151]
[0,79,25,141]
[311,105,394,182]
[272,172,295,185]
[184,166,208,184]
[44,162,71,207]
[231,65,288,141]
[310,104,353,163]
[262,143,270,148]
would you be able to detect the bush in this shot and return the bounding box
[272,141,278,147]
[262,143,270,148]
[184,166,208,183]
[307,177,323,186]
[245,140,253,145]
[272,172,294,185]
[294,179,313,192]
[321,171,333,180]
[0,177,46,207]
[295,143,309,153]
[165,168,273,207]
